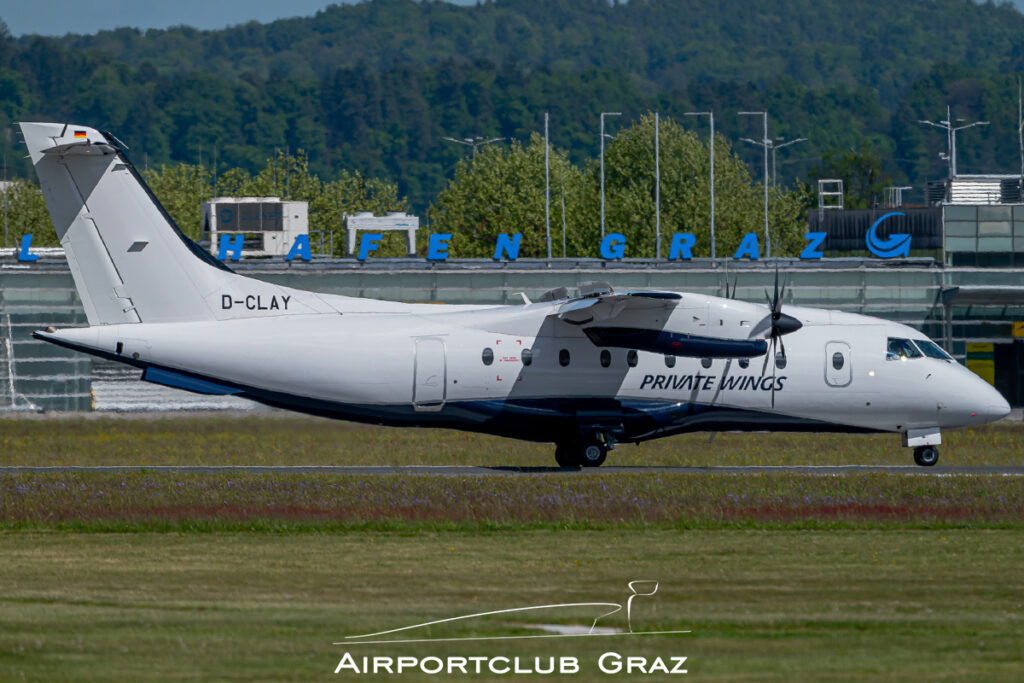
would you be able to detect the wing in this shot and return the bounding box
[551,282,768,359]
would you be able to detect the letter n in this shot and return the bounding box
[493,233,521,261]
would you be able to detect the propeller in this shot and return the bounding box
[759,266,802,408]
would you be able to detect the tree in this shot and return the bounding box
[811,145,893,209]
[144,151,407,255]
[429,134,592,258]
[1,178,56,247]
[598,115,811,258]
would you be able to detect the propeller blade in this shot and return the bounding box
[773,265,780,312]
[761,336,773,376]
[770,338,779,409]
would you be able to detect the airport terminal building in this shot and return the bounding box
[2,176,1024,412]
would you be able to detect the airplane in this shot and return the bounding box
[19,122,1011,467]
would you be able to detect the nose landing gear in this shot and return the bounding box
[913,446,939,467]
[554,435,611,467]
[903,428,941,467]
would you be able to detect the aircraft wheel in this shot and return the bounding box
[913,445,939,467]
[578,439,608,468]
[554,443,580,468]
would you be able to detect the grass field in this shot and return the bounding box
[2,470,1022,529]
[1,413,1022,680]
[1,529,1022,681]
[2,412,1023,467]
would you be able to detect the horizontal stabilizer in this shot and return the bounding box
[41,140,118,156]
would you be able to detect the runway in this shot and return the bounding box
[2,465,1023,475]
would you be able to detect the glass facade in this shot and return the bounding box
[945,204,1024,266]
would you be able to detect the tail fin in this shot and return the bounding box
[21,122,239,325]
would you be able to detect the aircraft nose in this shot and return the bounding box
[972,380,1011,424]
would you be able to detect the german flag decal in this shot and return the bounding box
[73,130,87,138]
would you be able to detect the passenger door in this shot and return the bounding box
[413,338,446,410]
[825,341,852,387]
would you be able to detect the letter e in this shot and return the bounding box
[428,233,452,261]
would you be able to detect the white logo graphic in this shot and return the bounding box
[335,580,689,646]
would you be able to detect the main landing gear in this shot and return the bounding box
[555,436,611,468]
[913,445,939,467]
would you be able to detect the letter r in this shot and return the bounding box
[669,233,696,260]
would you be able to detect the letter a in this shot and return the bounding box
[733,233,759,260]
[285,234,312,261]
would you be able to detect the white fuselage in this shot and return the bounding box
[46,292,1009,444]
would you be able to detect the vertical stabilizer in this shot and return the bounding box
[21,122,232,324]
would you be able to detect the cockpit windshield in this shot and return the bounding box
[886,337,923,361]
[914,339,953,361]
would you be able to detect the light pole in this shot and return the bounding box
[442,135,506,158]
[741,136,808,188]
[2,155,8,250]
[545,112,551,259]
[685,111,715,258]
[654,112,660,259]
[600,112,621,239]
[739,111,770,258]
[918,105,988,178]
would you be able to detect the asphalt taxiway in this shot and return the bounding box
[1,465,1022,475]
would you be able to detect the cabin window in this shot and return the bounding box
[775,352,787,369]
[738,358,750,369]
[627,350,638,367]
[832,352,845,370]
[700,357,712,369]
[559,349,571,367]
[887,337,922,361]
[482,348,494,366]
[600,349,611,367]
[522,348,533,366]
[915,339,953,360]
[664,355,676,368]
